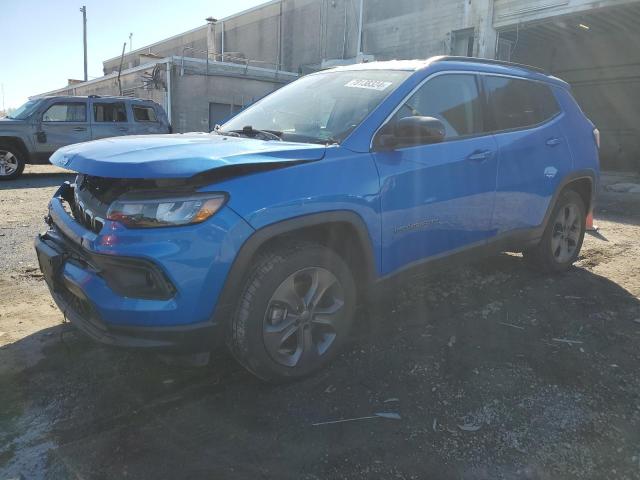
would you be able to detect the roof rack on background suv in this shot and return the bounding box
[434,56,549,75]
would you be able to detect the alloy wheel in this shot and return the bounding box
[262,267,345,368]
[0,150,19,177]
[551,203,581,263]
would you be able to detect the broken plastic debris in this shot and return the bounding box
[447,336,456,347]
[458,423,483,432]
[383,398,400,403]
[376,412,402,420]
[324,385,336,393]
[498,321,525,330]
[312,412,401,426]
[551,338,584,345]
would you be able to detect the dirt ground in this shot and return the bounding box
[1,165,639,480]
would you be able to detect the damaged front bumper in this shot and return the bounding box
[35,182,254,351]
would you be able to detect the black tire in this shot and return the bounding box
[0,143,26,181]
[228,241,356,382]
[523,189,586,273]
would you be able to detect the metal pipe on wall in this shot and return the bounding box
[221,21,225,62]
[277,0,283,71]
[165,61,172,123]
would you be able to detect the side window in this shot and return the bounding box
[42,103,87,122]
[393,74,483,139]
[132,105,158,122]
[485,77,560,131]
[93,102,128,122]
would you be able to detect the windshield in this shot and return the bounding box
[7,99,41,119]
[221,69,411,144]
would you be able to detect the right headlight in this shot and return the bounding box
[106,193,227,228]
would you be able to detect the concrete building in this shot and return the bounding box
[34,57,296,133]
[40,0,640,170]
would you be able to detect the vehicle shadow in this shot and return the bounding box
[0,171,74,191]
[1,254,639,479]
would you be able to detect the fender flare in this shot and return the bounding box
[541,169,597,231]
[0,136,30,161]
[211,210,378,327]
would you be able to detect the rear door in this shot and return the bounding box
[90,100,130,139]
[131,102,167,134]
[36,100,91,155]
[372,73,498,275]
[484,76,572,234]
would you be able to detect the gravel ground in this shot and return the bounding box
[1,165,640,480]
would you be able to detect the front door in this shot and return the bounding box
[372,73,498,276]
[36,100,91,156]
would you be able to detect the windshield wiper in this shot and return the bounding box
[212,129,240,138]
[305,137,339,146]
[226,126,283,141]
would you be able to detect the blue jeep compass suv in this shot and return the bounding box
[36,57,599,381]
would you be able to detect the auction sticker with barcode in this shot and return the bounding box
[344,79,393,91]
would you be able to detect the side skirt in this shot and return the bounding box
[366,226,543,302]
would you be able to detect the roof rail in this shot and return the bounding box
[433,56,549,75]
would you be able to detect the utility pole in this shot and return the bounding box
[80,6,88,82]
[356,0,364,57]
[117,42,126,95]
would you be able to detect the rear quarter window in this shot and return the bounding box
[485,76,560,131]
[132,105,158,122]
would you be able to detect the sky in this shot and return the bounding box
[0,0,265,110]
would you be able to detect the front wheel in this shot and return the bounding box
[0,144,25,180]
[523,189,586,272]
[228,241,356,382]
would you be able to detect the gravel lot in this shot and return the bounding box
[1,165,640,480]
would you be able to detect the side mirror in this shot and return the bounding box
[395,116,446,147]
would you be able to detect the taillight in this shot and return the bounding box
[593,128,600,149]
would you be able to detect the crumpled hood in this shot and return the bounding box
[50,133,326,178]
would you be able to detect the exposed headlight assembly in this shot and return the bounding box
[107,193,227,228]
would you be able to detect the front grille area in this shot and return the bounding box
[73,200,105,234]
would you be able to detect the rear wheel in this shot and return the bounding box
[228,241,356,382]
[0,144,25,180]
[523,189,586,272]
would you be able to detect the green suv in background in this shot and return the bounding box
[0,95,170,180]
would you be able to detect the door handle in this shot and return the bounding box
[73,127,87,132]
[546,137,562,147]
[467,150,493,162]
[118,127,129,132]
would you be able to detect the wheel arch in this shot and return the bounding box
[542,171,596,230]
[0,136,30,162]
[563,176,594,214]
[211,211,378,328]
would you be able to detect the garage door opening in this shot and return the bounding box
[497,3,640,172]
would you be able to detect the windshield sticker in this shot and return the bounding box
[344,79,393,91]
